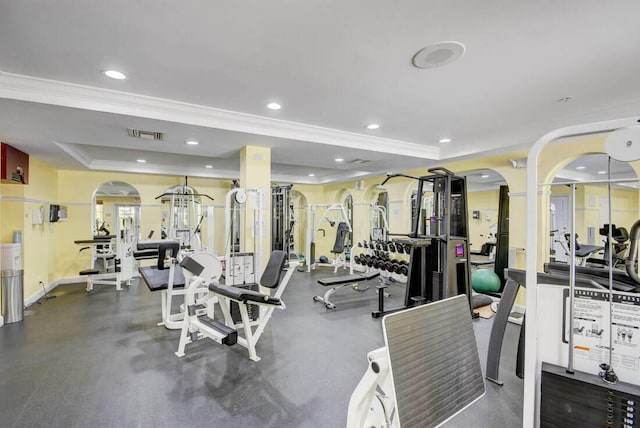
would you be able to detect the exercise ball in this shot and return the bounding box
[472,269,501,293]
[319,255,329,263]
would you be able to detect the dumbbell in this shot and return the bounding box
[400,263,409,276]
[388,242,396,253]
[353,255,361,265]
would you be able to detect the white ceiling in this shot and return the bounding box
[1,1,640,183]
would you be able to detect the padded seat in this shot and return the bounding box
[79,269,100,275]
[139,266,186,292]
[208,282,282,305]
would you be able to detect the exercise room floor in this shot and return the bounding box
[0,269,523,428]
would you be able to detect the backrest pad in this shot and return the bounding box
[260,250,287,288]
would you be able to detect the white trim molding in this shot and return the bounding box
[0,72,440,160]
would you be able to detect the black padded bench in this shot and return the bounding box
[137,241,184,292]
[318,272,379,287]
[314,271,380,309]
[139,266,186,291]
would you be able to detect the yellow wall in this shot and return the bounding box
[2,134,639,308]
[467,189,500,251]
[0,157,58,300]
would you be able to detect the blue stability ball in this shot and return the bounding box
[472,269,501,293]
[319,255,329,263]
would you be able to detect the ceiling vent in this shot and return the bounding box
[127,128,164,141]
[347,159,371,164]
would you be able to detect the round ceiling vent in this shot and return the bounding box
[412,41,465,69]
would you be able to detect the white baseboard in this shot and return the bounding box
[24,276,83,308]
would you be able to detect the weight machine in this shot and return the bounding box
[156,177,213,251]
[373,167,473,317]
[224,187,266,286]
[271,184,295,258]
[369,204,389,242]
[305,203,352,272]
[75,206,137,292]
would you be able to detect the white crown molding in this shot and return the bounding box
[53,142,93,167]
[0,72,440,160]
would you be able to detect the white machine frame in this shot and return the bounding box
[175,259,297,361]
[305,203,352,272]
[524,117,640,427]
[76,209,137,292]
[157,250,222,330]
[224,187,266,285]
[347,347,397,428]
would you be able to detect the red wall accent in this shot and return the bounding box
[1,142,30,184]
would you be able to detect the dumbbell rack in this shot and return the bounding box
[351,240,410,283]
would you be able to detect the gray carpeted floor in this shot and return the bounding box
[0,269,523,427]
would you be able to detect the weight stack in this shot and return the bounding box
[230,283,259,323]
[540,362,639,427]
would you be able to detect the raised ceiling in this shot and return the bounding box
[1,1,639,183]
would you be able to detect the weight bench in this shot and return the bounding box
[313,271,380,309]
[176,250,296,361]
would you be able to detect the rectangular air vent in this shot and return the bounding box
[127,128,164,141]
[347,159,371,164]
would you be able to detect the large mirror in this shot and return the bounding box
[550,153,639,267]
[93,181,141,241]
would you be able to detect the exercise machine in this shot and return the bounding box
[156,177,213,251]
[176,250,296,361]
[271,184,295,258]
[599,223,629,268]
[373,167,473,318]
[556,232,604,266]
[347,295,485,427]
[223,187,266,286]
[136,241,221,329]
[369,204,389,242]
[74,212,137,292]
[305,203,352,272]
[523,119,640,426]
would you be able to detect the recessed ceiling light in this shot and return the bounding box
[597,170,607,175]
[334,158,344,163]
[412,41,466,69]
[366,123,380,130]
[267,102,282,110]
[559,96,572,102]
[308,173,315,177]
[186,140,199,145]
[205,165,213,169]
[480,174,490,178]
[576,165,586,170]
[103,70,127,80]
[136,159,146,163]
[438,138,452,143]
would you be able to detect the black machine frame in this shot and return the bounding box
[374,167,473,317]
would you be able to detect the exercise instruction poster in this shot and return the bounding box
[563,288,640,384]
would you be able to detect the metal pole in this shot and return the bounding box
[567,183,576,374]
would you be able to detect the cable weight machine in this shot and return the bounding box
[271,184,295,258]
[373,167,473,318]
